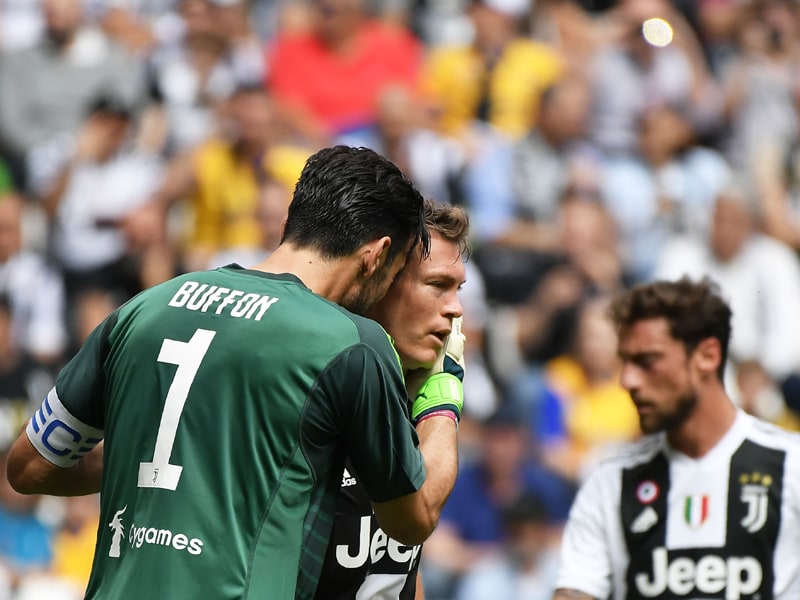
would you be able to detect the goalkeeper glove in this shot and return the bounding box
[407,316,466,425]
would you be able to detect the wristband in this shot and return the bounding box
[411,372,464,424]
[415,409,458,428]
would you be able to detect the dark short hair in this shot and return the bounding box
[423,199,470,259]
[502,492,550,527]
[87,95,133,120]
[608,276,733,380]
[283,145,429,264]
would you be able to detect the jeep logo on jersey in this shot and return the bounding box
[739,472,772,533]
[336,516,420,570]
[109,506,127,558]
[634,547,762,599]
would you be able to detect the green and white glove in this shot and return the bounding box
[407,316,466,425]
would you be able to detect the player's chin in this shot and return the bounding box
[420,350,439,369]
[414,349,440,371]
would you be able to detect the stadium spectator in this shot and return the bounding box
[145,0,267,153]
[266,0,423,145]
[529,0,600,73]
[422,402,576,599]
[0,294,56,451]
[36,97,169,338]
[422,0,563,138]
[0,192,68,365]
[586,0,722,157]
[148,26,236,153]
[0,0,147,190]
[752,135,800,254]
[512,295,641,484]
[205,176,292,269]
[600,103,731,282]
[337,85,466,205]
[0,449,53,591]
[455,260,502,444]
[150,84,309,272]
[483,191,625,374]
[420,0,564,140]
[455,492,561,600]
[654,183,800,420]
[456,73,600,257]
[719,0,800,177]
[694,0,742,77]
[49,494,101,596]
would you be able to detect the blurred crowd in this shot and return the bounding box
[2,0,800,598]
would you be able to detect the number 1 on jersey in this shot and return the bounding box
[138,329,216,491]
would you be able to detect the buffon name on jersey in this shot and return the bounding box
[168,281,279,321]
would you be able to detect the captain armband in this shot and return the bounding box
[26,388,104,468]
[411,373,464,426]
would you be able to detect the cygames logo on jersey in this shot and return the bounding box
[127,522,205,556]
[109,506,127,558]
[108,506,205,557]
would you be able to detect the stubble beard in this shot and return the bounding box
[341,285,377,316]
[640,389,698,435]
[341,269,392,315]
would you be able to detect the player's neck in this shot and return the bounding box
[667,388,738,459]
[251,243,359,304]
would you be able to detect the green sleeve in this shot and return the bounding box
[54,310,119,428]
[306,319,426,503]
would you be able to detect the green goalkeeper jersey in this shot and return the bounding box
[47,266,425,600]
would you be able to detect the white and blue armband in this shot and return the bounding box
[26,388,104,468]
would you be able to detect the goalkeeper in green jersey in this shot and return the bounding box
[7,146,461,600]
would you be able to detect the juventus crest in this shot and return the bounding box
[739,472,771,534]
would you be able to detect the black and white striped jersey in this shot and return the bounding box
[555,410,800,600]
[315,461,422,600]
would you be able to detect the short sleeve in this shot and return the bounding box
[54,309,118,429]
[555,467,615,599]
[319,323,425,503]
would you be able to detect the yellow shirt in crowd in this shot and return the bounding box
[422,39,564,139]
[188,141,309,252]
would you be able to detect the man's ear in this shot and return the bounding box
[694,337,722,377]
[360,236,392,276]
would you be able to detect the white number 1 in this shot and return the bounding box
[138,329,216,491]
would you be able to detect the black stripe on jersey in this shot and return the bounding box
[621,451,670,597]
[723,439,784,600]
[315,461,420,600]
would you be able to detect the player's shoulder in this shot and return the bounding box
[592,435,665,475]
[570,437,665,505]
[743,412,800,453]
[329,309,395,355]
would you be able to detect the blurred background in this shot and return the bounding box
[2,0,800,598]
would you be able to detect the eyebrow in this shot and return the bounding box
[426,270,465,284]
[617,350,660,362]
